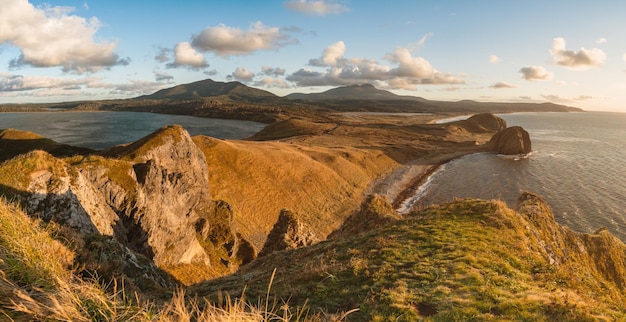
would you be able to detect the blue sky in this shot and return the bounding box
[1,0,626,111]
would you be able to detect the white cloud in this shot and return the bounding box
[154,71,174,83]
[287,42,463,89]
[0,0,128,73]
[622,53,626,62]
[261,65,286,76]
[489,55,501,63]
[254,77,292,89]
[284,0,349,16]
[155,47,172,63]
[167,42,209,69]
[489,82,516,89]
[541,94,571,103]
[231,67,255,82]
[596,37,607,44]
[0,72,168,98]
[416,32,433,47]
[0,72,94,92]
[519,66,553,81]
[386,47,436,79]
[309,41,346,67]
[550,37,605,69]
[190,21,297,57]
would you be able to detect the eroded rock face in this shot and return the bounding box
[329,194,401,239]
[488,126,532,155]
[93,125,256,270]
[22,151,117,236]
[516,192,626,289]
[258,208,320,257]
[6,125,253,282]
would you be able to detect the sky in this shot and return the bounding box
[1,0,626,112]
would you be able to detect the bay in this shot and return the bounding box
[417,112,626,241]
[0,111,266,150]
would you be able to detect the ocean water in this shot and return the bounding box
[415,112,626,241]
[0,111,266,150]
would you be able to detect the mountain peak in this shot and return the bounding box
[286,83,412,101]
[138,78,279,101]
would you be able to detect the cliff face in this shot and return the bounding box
[0,126,252,284]
[193,193,626,321]
[258,208,320,257]
[95,125,214,267]
[488,125,532,155]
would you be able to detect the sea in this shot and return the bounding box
[0,111,266,150]
[415,111,626,241]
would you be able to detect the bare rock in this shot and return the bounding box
[488,126,532,155]
[329,194,401,239]
[258,208,320,257]
[459,113,507,133]
[21,151,117,236]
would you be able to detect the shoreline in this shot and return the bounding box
[372,146,490,214]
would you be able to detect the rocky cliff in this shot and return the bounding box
[258,208,320,257]
[192,192,626,321]
[0,126,253,285]
[488,125,532,155]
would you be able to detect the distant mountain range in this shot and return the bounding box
[137,79,280,102]
[286,83,426,101]
[136,79,581,113]
[0,79,583,119]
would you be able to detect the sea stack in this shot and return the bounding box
[488,126,532,155]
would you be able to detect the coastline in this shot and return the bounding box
[372,146,490,214]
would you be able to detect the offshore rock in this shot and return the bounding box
[488,126,532,155]
[258,208,320,257]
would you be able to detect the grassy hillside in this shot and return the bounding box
[0,198,331,321]
[192,193,626,321]
[193,136,397,248]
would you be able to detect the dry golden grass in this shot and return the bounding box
[0,198,351,321]
[192,197,626,321]
[193,136,397,248]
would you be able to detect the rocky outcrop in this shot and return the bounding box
[516,192,626,291]
[87,125,253,272]
[459,113,508,133]
[19,151,118,236]
[329,194,401,239]
[0,125,253,283]
[488,126,532,155]
[258,208,320,257]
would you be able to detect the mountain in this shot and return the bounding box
[285,83,582,113]
[286,83,424,101]
[137,78,280,102]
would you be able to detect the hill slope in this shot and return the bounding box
[192,193,626,321]
[137,78,280,102]
[286,83,582,113]
[287,83,423,101]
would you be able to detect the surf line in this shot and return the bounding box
[393,164,445,214]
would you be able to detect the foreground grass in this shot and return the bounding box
[0,198,344,321]
[193,196,626,321]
